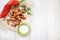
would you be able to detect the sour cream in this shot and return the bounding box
[19,25,29,33]
[18,23,30,36]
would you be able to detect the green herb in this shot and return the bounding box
[27,8,31,11]
[22,5,26,8]
[18,0,25,4]
[24,7,31,15]
[22,5,31,15]
[22,5,31,11]
[27,12,31,15]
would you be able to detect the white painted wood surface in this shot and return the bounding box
[1,0,60,40]
[46,0,60,40]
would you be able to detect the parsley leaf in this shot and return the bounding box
[27,12,31,15]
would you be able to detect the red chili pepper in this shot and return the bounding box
[7,0,25,6]
[10,0,18,6]
[10,0,25,6]
[0,1,11,18]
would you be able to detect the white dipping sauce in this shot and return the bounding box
[19,25,29,33]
